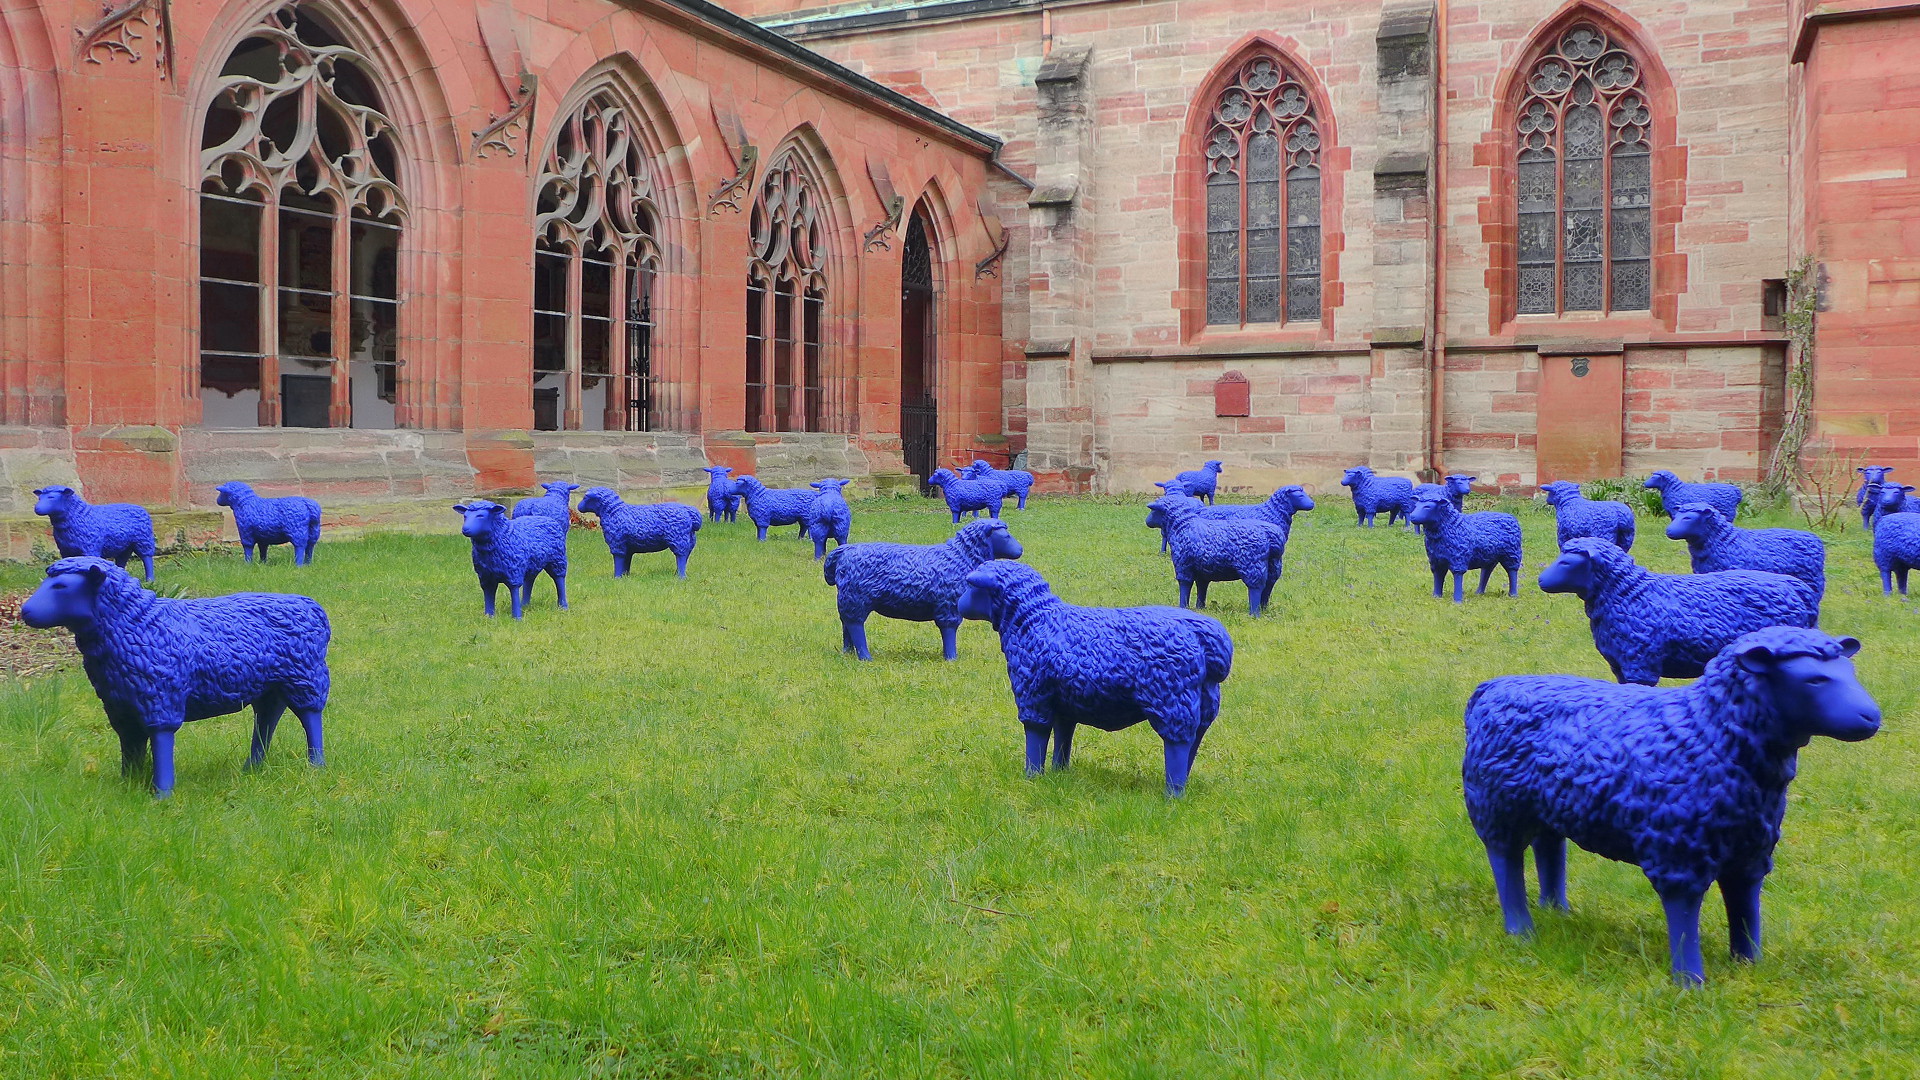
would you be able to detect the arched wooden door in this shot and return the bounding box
[899,211,938,491]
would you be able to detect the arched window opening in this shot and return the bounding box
[198,3,406,429]
[1203,54,1322,327]
[533,91,676,432]
[900,208,938,489]
[1515,22,1652,315]
[746,150,845,433]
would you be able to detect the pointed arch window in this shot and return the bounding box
[1203,54,1322,327]
[197,3,406,428]
[534,92,675,431]
[746,150,846,433]
[1515,23,1653,315]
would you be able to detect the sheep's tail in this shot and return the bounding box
[823,546,844,585]
[1197,619,1234,684]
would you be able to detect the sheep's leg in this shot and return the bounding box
[1532,836,1568,909]
[248,695,285,769]
[1244,579,1262,618]
[844,620,872,661]
[1720,870,1763,963]
[613,553,631,578]
[950,510,962,525]
[757,524,769,541]
[674,550,690,579]
[139,553,154,582]
[1506,563,1520,597]
[1882,567,1895,595]
[480,581,499,617]
[1177,579,1193,609]
[936,622,958,661]
[1195,580,1211,609]
[1162,739,1196,797]
[149,727,180,798]
[115,726,150,778]
[1022,724,1051,778]
[1896,566,1910,596]
[552,571,568,611]
[295,707,324,767]
[1660,890,1707,986]
[241,541,255,564]
[1484,840,1533,935]
[1017,493,1028,510]
[1430,562,1446,598]
[508,581,526,620]
[1476,566,1494,595]
[1451,571,1466,604]
[812,535,828,560]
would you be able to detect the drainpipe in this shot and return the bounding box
[1420,0,1443,478]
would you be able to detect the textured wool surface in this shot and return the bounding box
[455,500,569,616]
[960,561,1232,750]
[576,488,701,577]
[1667,502,1826,605]
[961,460,1035,509]
[1463,628,1876,961]
[216,481,322,564]
[928,468,1004,523]
[1871,484,1920,528]
[511,482,581,527]
[735,476,820,539]
[1443,474,1478,510]
[1341,466,1415,527]
[1411,488,1524,577]
[1541,481,1637,552]
[804,479,853,560]
[1175,461,1224,504]
[36,556,331,734]
[702,466,744,523]
[1546,539,1817,685]
[824,519,1019,631]
[1644,470,1743,521]
[1855,465,1894,528]
[1192,485,1316,541]
[1148,495,1290,615]
[33,485,158,579]
[1872,513,1920,594]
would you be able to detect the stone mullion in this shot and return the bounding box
[607,247,630,431]
[565,243,584,430]
[329,199,353,428]
[259,189,283,428]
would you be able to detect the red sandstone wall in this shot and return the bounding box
[0,0,1006,505]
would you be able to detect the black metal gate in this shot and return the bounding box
[902,394,938,492]
[900,214,938,491]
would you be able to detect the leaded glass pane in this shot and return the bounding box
[1248,176,1279,230]
[1286,177,1318,227]
[1248,131,1280,182]
[1610,149,1651,208]
[1519,265,1555,315]
[1287,226,1320,274]
[1611,259,1650,311]
[1565,261,1603,311]
[1563,157,1603,211]
[1285,274,1320,324]
[1207,177,1239,231]
[1519,212,1556,263]
[1611,206,1650,260]
[1207,279,1240,324]
[1247,275,1280,324]
[1565,209,1603,263]
[1517,157,1557,215]
[1565,103,1604,159]
[1247,225,1280,275]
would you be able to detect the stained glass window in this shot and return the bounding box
[1203,55,1323,326]
[1514,23,1654,315]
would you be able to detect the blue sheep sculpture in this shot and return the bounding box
[1871,482,1920,529]
[1340,466,1415,528]
[512,481,581,527]
[215,481,322,566]
[1176,460,1225,505]
[928,467,1004,523]
[735,475,817,541]
[1147,493,1290,616]
[1874,512,1920,596]
[1194,485,1316,540]
[1666,502,1826,606]
[19,557,331,797]
[805,478,853,560]
[824,518,1024,660]
[576,487,701,578]
[1444,473,1478,509]
[1148,480,1195,553]
[1540,480,1636,552]
[454,500,568,619]
[702,465,744,523]
[958,561,1233,796]
[1538,538,1818,684]
[1407,484,1523,602]
[962,459,1036,510]
[1855,465,1894,529]
[1464,626,1881,985]
[33,485,158,582]
[1643,470,1742,521]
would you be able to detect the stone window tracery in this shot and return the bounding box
[1203,54,1322,327]
[746,150,846,433]
[197,3,406,429]
[1514,22,1653,315]
[533,91,677,432]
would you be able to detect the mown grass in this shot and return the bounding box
[0,493,1915,1078]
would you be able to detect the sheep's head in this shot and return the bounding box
[1278,485,1315,512]
[929,468,959,487]
[214,481,255,507]
[1406,487,1454,527]
[1877,484,1917,512]
[20,557,121,630]
[1857,466,1893,485]
[1202,460,1224,474]
[1146,493,1198,530]
[810,478,851,495]
[541,481,581,500]
[1540,480,1581,506]
[957,518,1024,562]
[1153,480,1190,497]
[1727,628,1881,746]
[1665,502,1727,542]
[962,460,993,478]
[1444,474,1478,497]
[703,466,734,480]
[1340,466,1373,488]
[1643,470,1679,491]
[32,485,78,516]
[576,487,619,517]
[958,561,1052,625]
[454,500,508,539]
[1537,545,1596,597]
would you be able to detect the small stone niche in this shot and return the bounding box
[1214,370,1251,417]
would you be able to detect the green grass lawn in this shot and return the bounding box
[0,494,1915,1078]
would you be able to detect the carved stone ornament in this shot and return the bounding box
[707,101,758,217]
[863,194,905,252]
[77,0,175,77]
[473,72,538,161]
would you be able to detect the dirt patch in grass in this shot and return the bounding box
[0,592,76,679]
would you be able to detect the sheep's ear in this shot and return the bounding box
[1837,636,1862,658]
[1735,644,1776,675]
[82,564,108,588]
[1857,467,1869,475]
[452,503,470,513]
[489,504,507,516]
